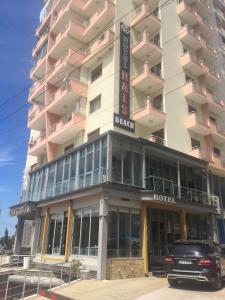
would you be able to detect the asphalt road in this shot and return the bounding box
[135,282,225,300]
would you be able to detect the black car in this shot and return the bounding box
[164,240,225,290]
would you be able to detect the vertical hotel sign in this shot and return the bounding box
[114,23,135,132]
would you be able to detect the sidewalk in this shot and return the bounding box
[34,277,167,300]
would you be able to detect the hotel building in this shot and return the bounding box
[10,0,225,279]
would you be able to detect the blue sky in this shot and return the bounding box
[0,1,43,237]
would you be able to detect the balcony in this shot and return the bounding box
[206,90,225,114]
[209,120,225,144]
[83,29,115,68]
[28,135,47,157]
[48,112,86,144]
[131,4,161,34]
[147,134,165,146]
[183,80,207,105]
[177,2,215,39]
[178,26,217,61]
[30,55,47,80]
[46,79,87,113]
[205,67,221,87]
[28,78,45,103]
[209,154,225,175]
[132,32,162,63]
[189,146,208,160]
[132,63,164,94]
[28,105,45,130]
[186,112,211,135]
[181,52,208,76]
[184,0,212,18]
[132,97,165,127]
[47,49,84,84]
[32,29,49,58]
[82,1,115,43]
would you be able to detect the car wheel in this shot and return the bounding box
[168,278,178,288]
[211,271,222,291]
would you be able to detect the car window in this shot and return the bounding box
[169,244,209,256]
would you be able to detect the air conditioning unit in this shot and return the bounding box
[211,195,221,214]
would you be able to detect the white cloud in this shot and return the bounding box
[0,148,15,166]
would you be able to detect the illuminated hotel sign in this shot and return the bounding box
[114,22,135,133]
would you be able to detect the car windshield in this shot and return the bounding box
[169,243,210,257]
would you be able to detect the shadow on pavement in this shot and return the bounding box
[169,281,225,293]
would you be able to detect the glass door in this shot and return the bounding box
[148,208,180,270]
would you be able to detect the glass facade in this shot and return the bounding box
[23,132,214,208]
[111,135,143,187]
[71,207,99,256]
[107,207,141,258]
[25,136,107,202]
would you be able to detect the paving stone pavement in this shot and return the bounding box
[135,282,225,300]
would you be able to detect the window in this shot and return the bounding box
[191,138,200,149]
[188,105,196,113]
[90,95,101,114]
[71,207,99,256]
[214,147,221,156]
[107,207,141,258]
[91,64,102,83]
[64,144,74,153]
[88,129,100,142]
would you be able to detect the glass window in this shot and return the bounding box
[71,211,81,255]
[55,160,63,195]
[123,143,132,185]
[112,139,122,183]
[89,95,101,114]
[131,210,141,257]
[78,150,85,189]
[80,209,90,255]
[107,207,141,258]
[53,217,63,254]
[90,209,99,256]
[93,141,100,184]
[37,218,45,253]
[71,207,99,256]
[119,208,130,257]
[62,157,70,193]
[69,153,77,191]
[91,64,102,83]
[107,209,118,257]
[85,145,93,187]
[46,164,56,198]
[133,146,142,187]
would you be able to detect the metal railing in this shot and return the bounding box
[145,175,211,206]
[1,262,80,300]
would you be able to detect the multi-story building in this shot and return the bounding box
[10,0,225,279]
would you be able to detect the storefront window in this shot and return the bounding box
[69,153,77,191]
[37,217,44,253]
[71,207,99,256]
[107,207,141,258]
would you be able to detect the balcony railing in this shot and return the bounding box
[150,65,162,77]
[29,135,46,149]
[28,104,45,122]
[148,134,165,145]
[145,175,211,205]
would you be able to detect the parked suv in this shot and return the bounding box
[164,240,225,290]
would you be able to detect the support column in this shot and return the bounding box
[97,197,108,280]
[177,159,181,199]
[41,208,49,259]
[179,208,187,240]
[13,217,24,255]
[65,201,73,261]
[141,203,148,275]
[209,213,218,242]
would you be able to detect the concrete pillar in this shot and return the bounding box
[65,201,73,261]
[208,213,218,242]
[141,203,148,275]
[179,208,187,240]
[41,209,49,260]
[97,197,108,280]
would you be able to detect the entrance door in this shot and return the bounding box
[148,208,181,270]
